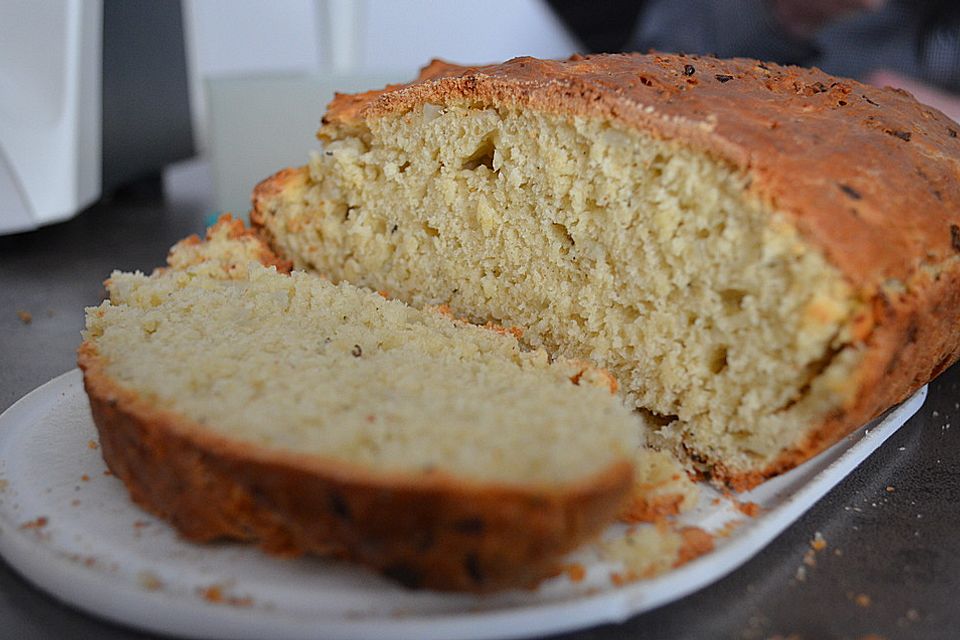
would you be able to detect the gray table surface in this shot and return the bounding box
[1,187,958,640]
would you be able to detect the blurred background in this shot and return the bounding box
[1,0,958,235]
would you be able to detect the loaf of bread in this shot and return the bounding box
[252,53,960,489]
[79,216,650,592]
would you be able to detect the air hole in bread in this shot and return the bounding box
[462,135,498,172]
[719,289,746,311]
[709,345,729,374]
[549,222,575,249]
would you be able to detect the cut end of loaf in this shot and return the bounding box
[84,236,639,487]
[79,218,652,591]
[253,103,865,487]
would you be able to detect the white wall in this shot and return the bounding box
[358,0,577,72]
[183,0,322,150]
[187,0,321,77]
[184,0,577,82]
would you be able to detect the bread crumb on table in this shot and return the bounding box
[137,570,164,591]
[609,570,637,587]
[20,516,48,530]
[16,310,32,324]
[714,519,744,537]
[196,583,254,608]
[810,531,827,551]
[563,563,586,583]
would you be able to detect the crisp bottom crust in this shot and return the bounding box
[78,343,634,592]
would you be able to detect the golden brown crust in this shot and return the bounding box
[250,169,307,255]
[322,54,960,288]
[207,214,294,274]
[167,214,293,276]
[78,343,633,592]
[259,53,960,489]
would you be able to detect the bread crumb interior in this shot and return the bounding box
[84,260,640,486]
[259,104,864,474]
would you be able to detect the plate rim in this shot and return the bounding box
[0,369,927,640]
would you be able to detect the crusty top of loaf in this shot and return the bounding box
[321,53,960,294]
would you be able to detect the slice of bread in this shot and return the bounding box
[251,53,960,489]
[78,217,641,592]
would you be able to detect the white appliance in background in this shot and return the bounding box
[0,0,195,236]
[0,0,102,235]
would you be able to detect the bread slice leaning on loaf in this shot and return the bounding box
[78,217,640,592]
[252,53,960,489]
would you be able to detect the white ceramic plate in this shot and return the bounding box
[0,370,925,640]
